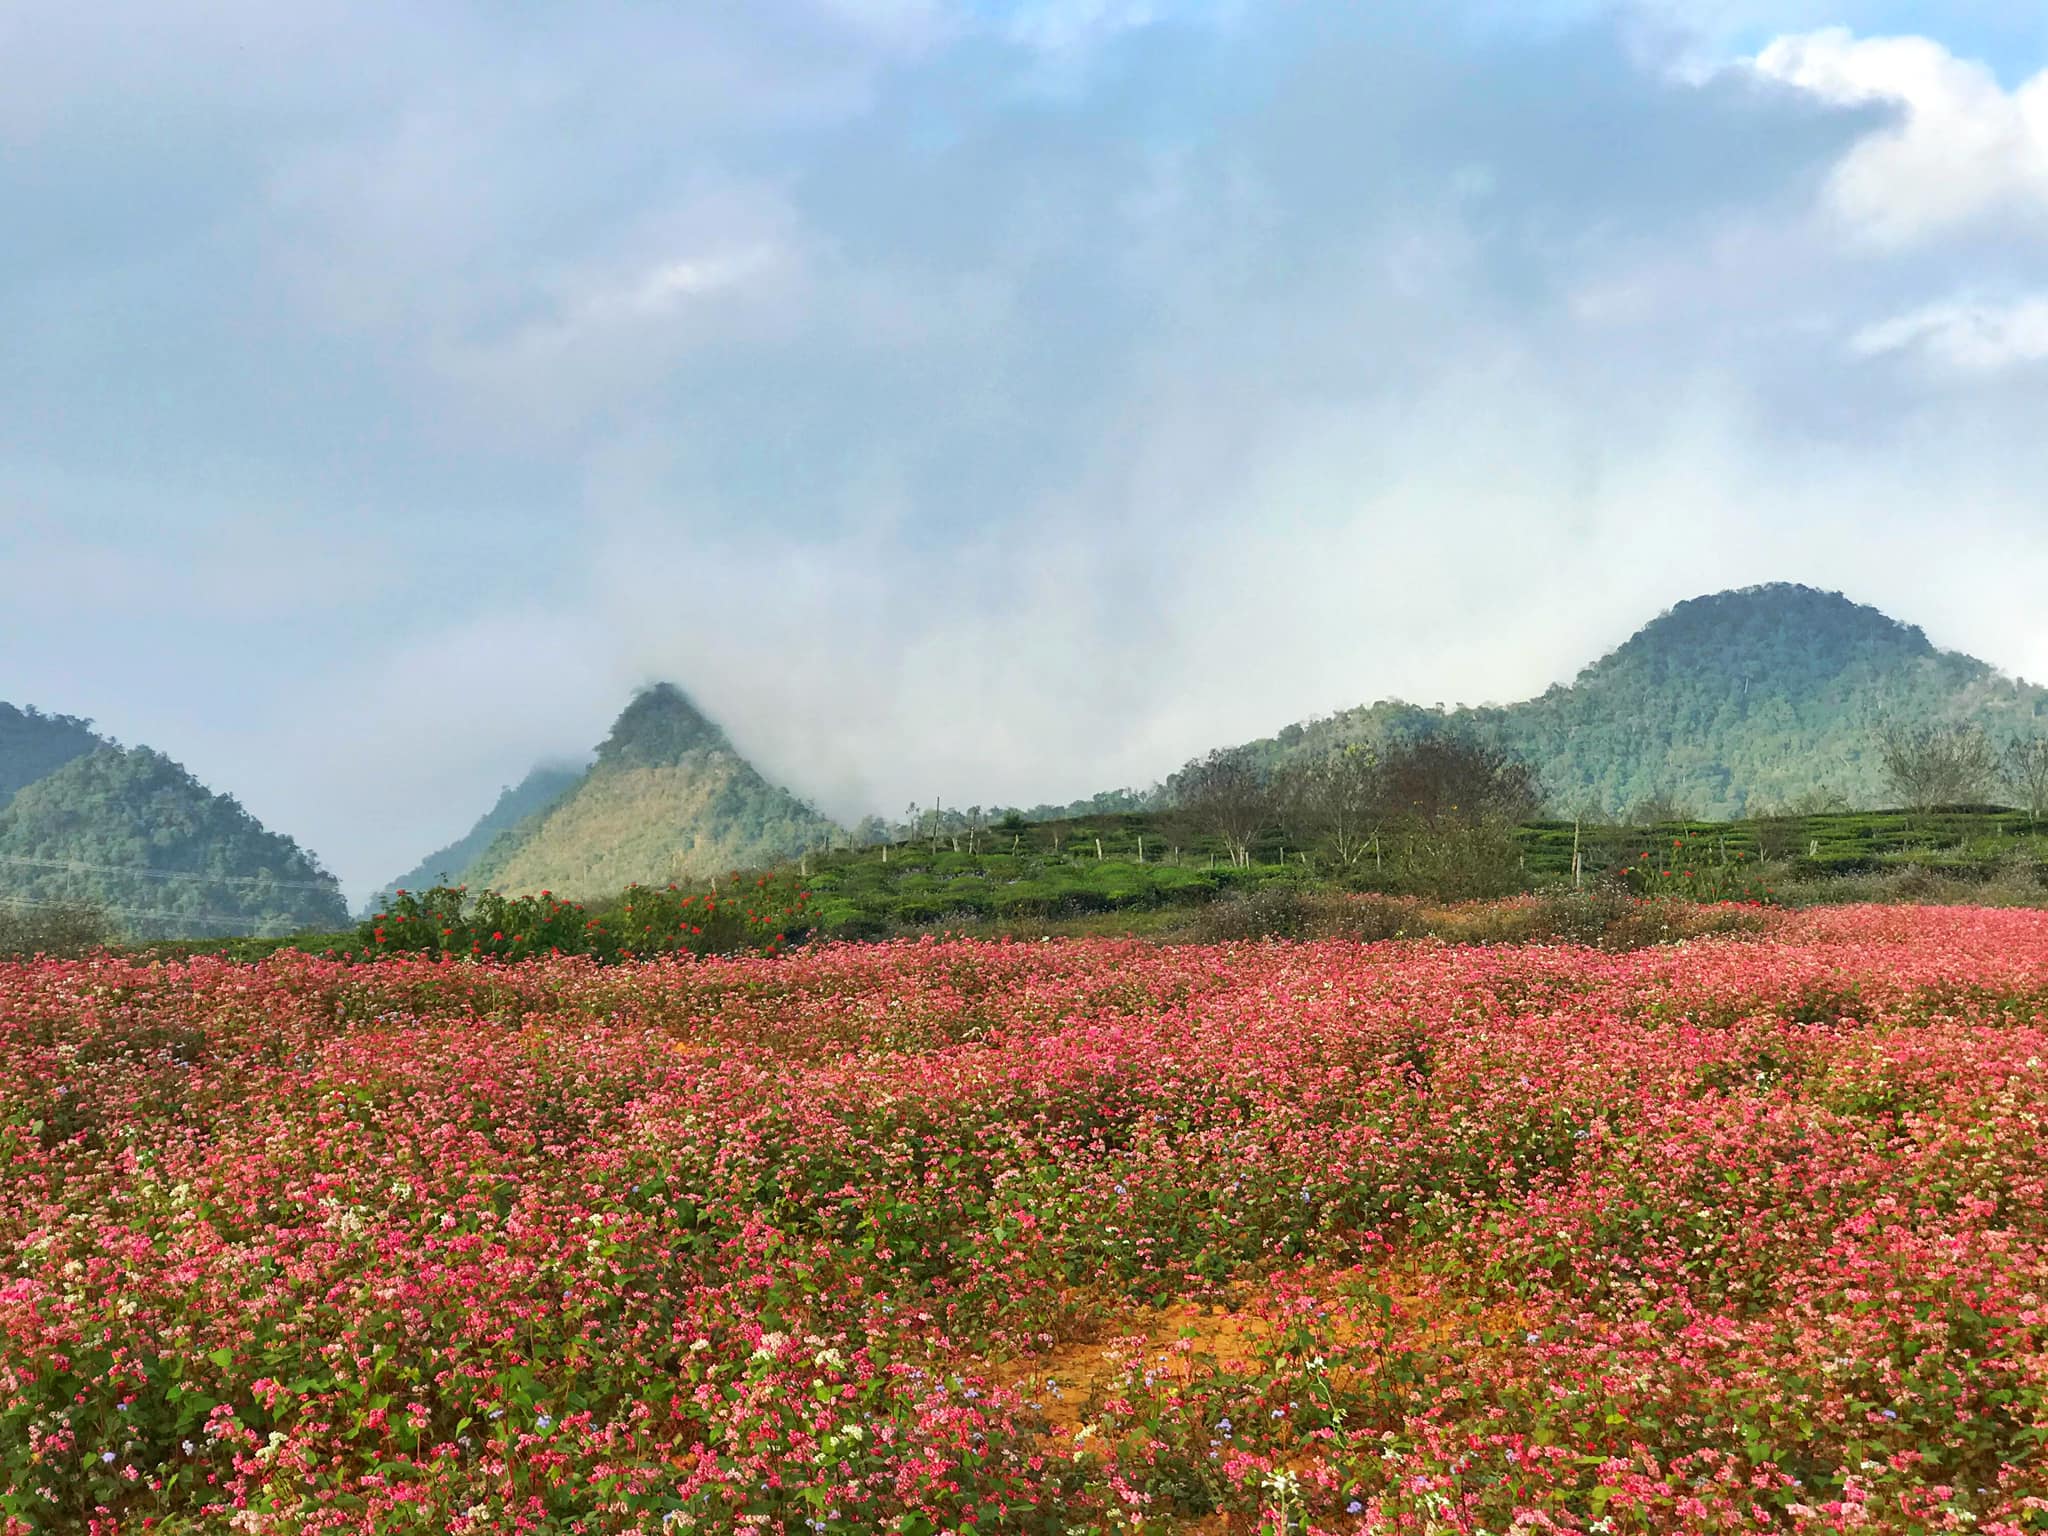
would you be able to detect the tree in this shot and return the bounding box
[1278,745,1384,873]
[1377,736,1541,830]
[1622,792,1695,828]
[1874,720,1996,812]
[1373,735,1541,899]
[1752,785,1852,819]
[1174,747,1273,868]
[2005,736,2048,828]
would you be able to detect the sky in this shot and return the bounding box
[5,0,2048,899]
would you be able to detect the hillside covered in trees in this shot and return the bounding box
[376,762,585,905]
[1226,585,2048,818]
[0,734,349,937]
[403,684,841,901]
[0,703,101,801]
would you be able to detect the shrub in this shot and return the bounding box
[0,901,111,959]
[1426,893,1768,951]
[1386,823,1526,901]
[363,881,810,962]
[1185,886,1314,941]
[1318,892,1416,941]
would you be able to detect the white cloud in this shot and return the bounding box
[1752,28,2048,245]
[609,248,786,316]
[1853,293,2048,375]
[1006,0,1158,56]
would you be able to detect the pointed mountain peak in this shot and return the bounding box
[594,683,731,770]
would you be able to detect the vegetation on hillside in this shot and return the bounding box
[0,745,349,938]
[378,586,2048,914]
[1213,584,2048,818]
[374,761,584,906]
[152,717,2048,962]
[0,702,101,802]
[427,684,841,900]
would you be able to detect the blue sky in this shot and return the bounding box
[4,0,2048,897]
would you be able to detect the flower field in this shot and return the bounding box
[6,908,2048,1533]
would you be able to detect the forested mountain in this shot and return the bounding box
[0,703,101,801]
[1229,585,2048,817]
[374,762,584,906]
[414,684,841,900]
[0,744,349,937]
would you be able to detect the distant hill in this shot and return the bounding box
[0,743,349,937]
[373,762,585,907]
[0,703,101,802]
[1226,584,2048,817]
[408,684,842,901]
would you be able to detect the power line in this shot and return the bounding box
[0,892,272,933]
[0,852,337,892]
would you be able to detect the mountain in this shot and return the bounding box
[0,742,350,937]
[413,684,841,900]
[374,762,585,905]
[0,703,101,802]
[1229,584,2048,817]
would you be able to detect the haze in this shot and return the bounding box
[5,0,2048,900]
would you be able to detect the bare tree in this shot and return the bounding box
[1875,720,1996,812]
[1374,735,1541,899]
[2005,735,2048,828]
[1622,792,1695,829]
[1378,735,1541,830]
[1278,745,1384,873]
[1174,747,1273,868]
[1752,786,1852,819]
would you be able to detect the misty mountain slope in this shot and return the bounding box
[374,762,585,904]
[454,684,841,899]
[1236,585,2048,816]
[0,702,103,803]
[0,744,350,937]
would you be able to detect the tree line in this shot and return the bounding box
[1173,736,1542,897]
[1172,717,2048,897]
[1875,720,2048,823]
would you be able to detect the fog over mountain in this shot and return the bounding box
[5,1,2048,900]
